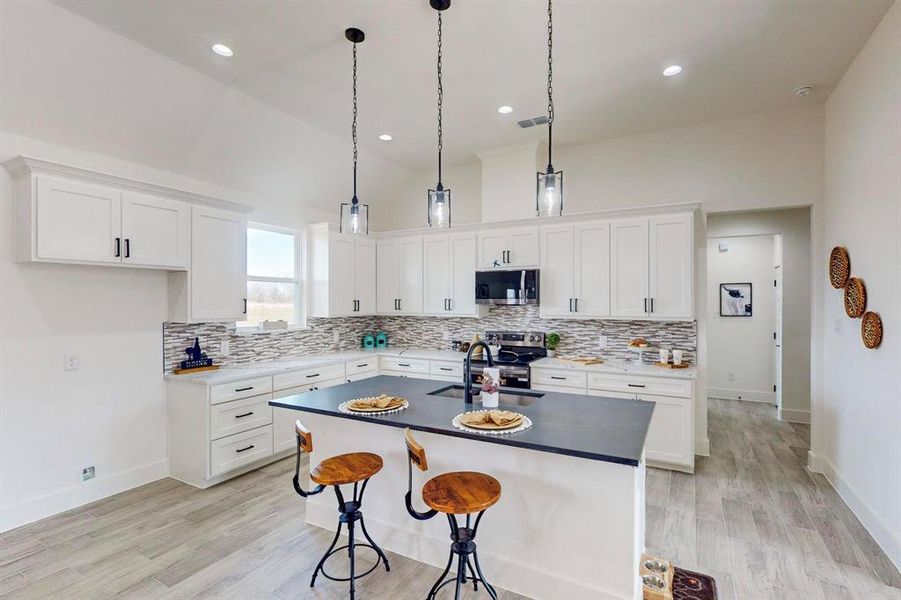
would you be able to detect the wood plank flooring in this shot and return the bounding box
[1,398,898,599]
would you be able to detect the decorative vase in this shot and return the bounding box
[547,349,556,358]
[480,367,500,408]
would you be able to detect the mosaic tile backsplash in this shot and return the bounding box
[164,306,696,372]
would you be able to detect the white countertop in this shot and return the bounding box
[166,347,467,386]
[531,357,698,379]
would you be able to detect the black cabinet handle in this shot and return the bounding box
[124,238,130,258]
[235,445,255,453]
[235,386,253,392]
[550,376,566,380]
[644,298,648,313]
[569,298,573,312]
[650,298,654,313]
[439,367,453,371]
[397,298,401,311]
[356,364,368,368]
[114,237,121,257]
[305,373,320,378]
[627,383,646,388]
[234,412,254,419]
[398,363,411,367]
[243,298,247,314]
[574,298,578,312]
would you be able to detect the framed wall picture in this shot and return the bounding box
[720,283,753,317]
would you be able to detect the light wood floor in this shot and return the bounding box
[1,398,899,599]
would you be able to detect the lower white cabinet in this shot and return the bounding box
[637,393,693,470]
[210,426,274,477]
[272,377,344,454]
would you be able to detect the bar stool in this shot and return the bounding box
[292,420,390,599]
[403,428,501,599]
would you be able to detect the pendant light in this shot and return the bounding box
[427,0,451,228]
[537,0,563,217]
[340,27,369,234]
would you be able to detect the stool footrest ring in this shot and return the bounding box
[317,543,386,582]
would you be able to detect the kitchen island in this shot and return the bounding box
[271,375,653,599]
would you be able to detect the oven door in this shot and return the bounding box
[475,269,539,305]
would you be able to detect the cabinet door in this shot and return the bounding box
[477,230,508,269]
[191,206,246,321]
[610,218,649,317]
[649,214,693,319]
[329,232,356,316]
[539,224,574,317]
[121,192,189,268]
[449,233,478,315]
[423,236,450,313]
[574,221,611,317]
[354,236,377,315]
[35,176,122,263]
[507,227,540,266]
[397,237,423,314]
[272,379,344,454]
[638,393,693,469]
[376,239,399,314]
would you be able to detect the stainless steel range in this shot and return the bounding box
[468,330,547,389]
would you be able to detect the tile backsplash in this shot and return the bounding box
[164,306,696,372]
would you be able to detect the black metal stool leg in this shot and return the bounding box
[454,552,466,600]
[310,520,344,587]
[466,556,479,591]
[347,517,356,600]
[428,547,455,599]
[472,549,498,600]
[359,514,390,572]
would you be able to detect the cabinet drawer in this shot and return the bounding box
[380,356,429,374]
[532,384,587,395]
[347,372,378,383]
[587,373,692,398]
[210,395,273,440]
[430,360,464,378]
[210,425,273,477]
[210,377,273,405]
[381,370,432,380]
[531,368,587,389]
[345,359,377,376]
[586,389,638,401]
[273,362,345,390]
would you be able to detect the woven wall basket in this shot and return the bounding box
[829,246,851,289]
[844,277,867,318]
[861,312,883,349]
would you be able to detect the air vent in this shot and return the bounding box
[517,115,549,129]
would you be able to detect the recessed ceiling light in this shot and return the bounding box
[497,105,514,114]
[378,134,393,141]
[211,43,234,57]
[662,65,682,77]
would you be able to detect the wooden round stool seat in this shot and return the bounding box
[422,471,501,515]
[311,452,383,486]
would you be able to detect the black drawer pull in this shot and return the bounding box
[234,412,254,419]
[439,367,453,371]
[305,373,320,378]
[235,445,255,453]
[550,376,567,380]
[356,363,368,368]
[627,383,646,388]
[398,363,411,367]
[234,386,253,392]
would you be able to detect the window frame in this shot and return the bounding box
[235,222,307,333]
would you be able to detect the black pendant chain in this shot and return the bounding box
[352,40,359,201]
[436,11,444,186]
[546,0,554,167]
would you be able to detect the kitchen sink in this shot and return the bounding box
[427,385,543,407]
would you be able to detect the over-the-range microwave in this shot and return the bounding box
[475,269,539,305]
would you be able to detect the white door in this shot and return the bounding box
[507,227,540,267]
[376,239,399,314]
[449,233,478,315]
[648,214,693,318]
[423,235,450,313]
[397,237,423,314]
[191,206,246,321]
[638,393,693,469]
[539,224,575,317]
[35,176,122,263]
[121,192,189,268]
[329,232,356,316]
[574,221,611,317]
[354,236,377,315]
[477,230,508,269]
[610,218,649,317]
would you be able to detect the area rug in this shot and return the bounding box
[672,567,718,600]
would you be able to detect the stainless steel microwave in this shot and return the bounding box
[475,269,539,305]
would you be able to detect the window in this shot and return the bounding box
[237,225,304,329]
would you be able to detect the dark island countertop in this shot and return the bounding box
[270,375,654,466]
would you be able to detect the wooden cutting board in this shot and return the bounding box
[559,357,604,365]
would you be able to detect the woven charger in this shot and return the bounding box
[861,311,883,349]
[844,277,867,318]
[452,410,532,436]
[829,246,850,289]
[339,396,408,415]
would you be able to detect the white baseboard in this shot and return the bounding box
[0,459,169,533]
[695,437,710,457]
[778,407,810,424]
[708,387,775,403]
[809,452,900,572]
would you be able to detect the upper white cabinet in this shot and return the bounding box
[540,221,611,318]
[377,237,423,315]
[121,192,190,268]
[611,213,692,319]
[423,233,486,317]
[186,206,247,322]
[308,224,377,317]
[477,227,539,269]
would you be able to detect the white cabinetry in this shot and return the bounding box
[423,233,486,317]
[377,237,423,315]
[272,375,344,454]
[309,224,377,317]
[121,192,190,268]
[478,227,539,268]
[540,221,610,317]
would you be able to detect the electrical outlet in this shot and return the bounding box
[333,331,340,344]
[64,354,80,371]
[220,339,229,356]
[81,466,95,482]
[727,372,735,382]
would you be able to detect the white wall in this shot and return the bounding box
[707,208,812,422]
[706,235,777,403]
[814,2,901,570]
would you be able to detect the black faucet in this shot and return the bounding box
[463,341,494,404]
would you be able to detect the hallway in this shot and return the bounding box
[645,398,900,599]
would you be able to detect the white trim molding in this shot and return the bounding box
[694,437,710,457]
[778,407,810,424]
[708,387,775,404]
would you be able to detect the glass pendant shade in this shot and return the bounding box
[340,200,368,235]
[428,185,451,229]
[536,168,563,217]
